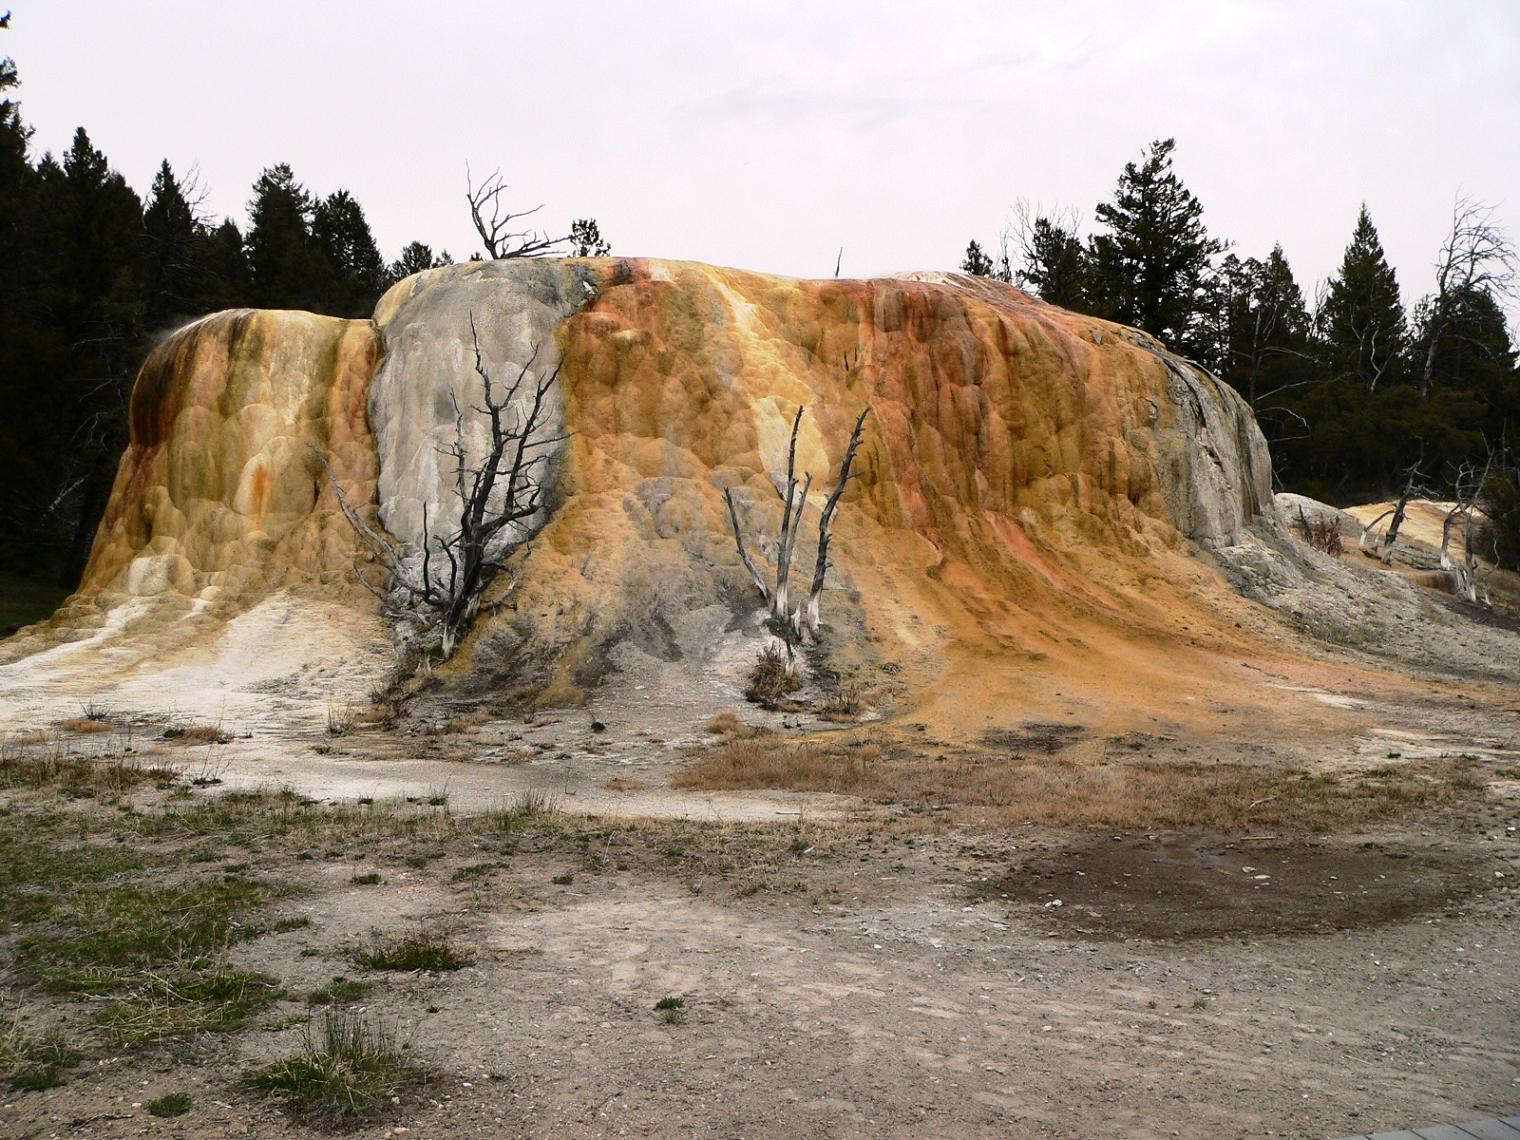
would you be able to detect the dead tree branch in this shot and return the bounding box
[466,166,566,260]
[724,402,872,650]
[804,406,871,635]
[320,313,563,659]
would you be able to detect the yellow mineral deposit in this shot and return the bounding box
[1,260,1349,738]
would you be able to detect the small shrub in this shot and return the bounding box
[11,1064,66,1090]
[653,995,686,1024]
[551,873,574,886]
[1292,510,1344,556]
[745,645,801,706]
[243,1012,421,1123]
[147,1092,193,1117]
[350,872,382,886]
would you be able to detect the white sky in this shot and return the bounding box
[8,1,1520,310]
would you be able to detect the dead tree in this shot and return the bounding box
[1358,455,1431,564]
[1418,196,1516,400]
[1441,456,1493,604]
[724,404,870,649]
[319,313,565,659]
[466,166,565,260]
[803,407,870,634]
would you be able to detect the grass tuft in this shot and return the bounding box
[354,930,473,973]
[146,1092,193,1117]
[243,1011,421,1123]
[308,977,372,1006]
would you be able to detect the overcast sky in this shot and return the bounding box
[8,1,1519,310]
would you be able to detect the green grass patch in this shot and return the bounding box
[20,879,278,993]
[308,977,371,1006]
[96,970,281,1044]
[243,1012,422,1124]
[146,1092,193,1117]
[1,1016,84,1091]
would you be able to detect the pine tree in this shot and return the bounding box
[1087,138,1225,357]
[568,218,610,257]
[43,128,145,582]
[1318,204,1405,391]
[960,239,994,277]
[1211,244,1311,408]
[244,163,318,310]
[1018,215,1089,311]
[384,240,451,287]
[311,188,384,317]
[140,159,201,325]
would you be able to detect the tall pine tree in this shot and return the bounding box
[244,163,319,310]
[311,188,383,317]
[1087,138,1225,358]
[1318,204,1405,391]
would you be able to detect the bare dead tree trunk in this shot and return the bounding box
[724,402,872,651]
[770,406,808,627]
[320,313,564,660]
[1441,455,1493,605]
[804,407,870,635]
[724,486,771,602]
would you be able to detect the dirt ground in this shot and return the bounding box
[4,523,1520,1138]
[1,664,1518,1140]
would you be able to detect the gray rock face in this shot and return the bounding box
[369,260,597,565]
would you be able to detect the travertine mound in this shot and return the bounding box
[3,260,1296,731]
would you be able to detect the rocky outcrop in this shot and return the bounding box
[4,260,1294,727]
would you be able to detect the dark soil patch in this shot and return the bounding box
[980,722,1087,755]
[971,834,1493,941]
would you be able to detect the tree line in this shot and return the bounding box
[0,19,603,590]
[961,138,1519,521]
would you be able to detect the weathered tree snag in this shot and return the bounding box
[723,402,872,649]
[1441,456,1493,604]
[805,406,871,635]
[770,406,807,626]
[321,313,563,658]
[724,486,771,602]
[466,167,565,260]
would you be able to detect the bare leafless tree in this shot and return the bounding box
[1357,453,1432,564]
[318,314,564,658]
[1418,195,1517,399]
[466,166,566,260]
[724,403,871,650]
[1441,454,1494,604]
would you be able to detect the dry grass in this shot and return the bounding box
[59,718,114,734]
[444,709,492,734]
[674,739,1487,832]
[745,646,801,706]
[164,723,231,745]
[0,743,175,793]
[706,711,771,740]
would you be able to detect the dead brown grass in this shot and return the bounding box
[0,747,176,793]
[602,777,649,792]
[674,740,1487,832]
[706,712,772,740]
[164,723,231,745]
[59,718,114,734]
[444,709,492,734]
